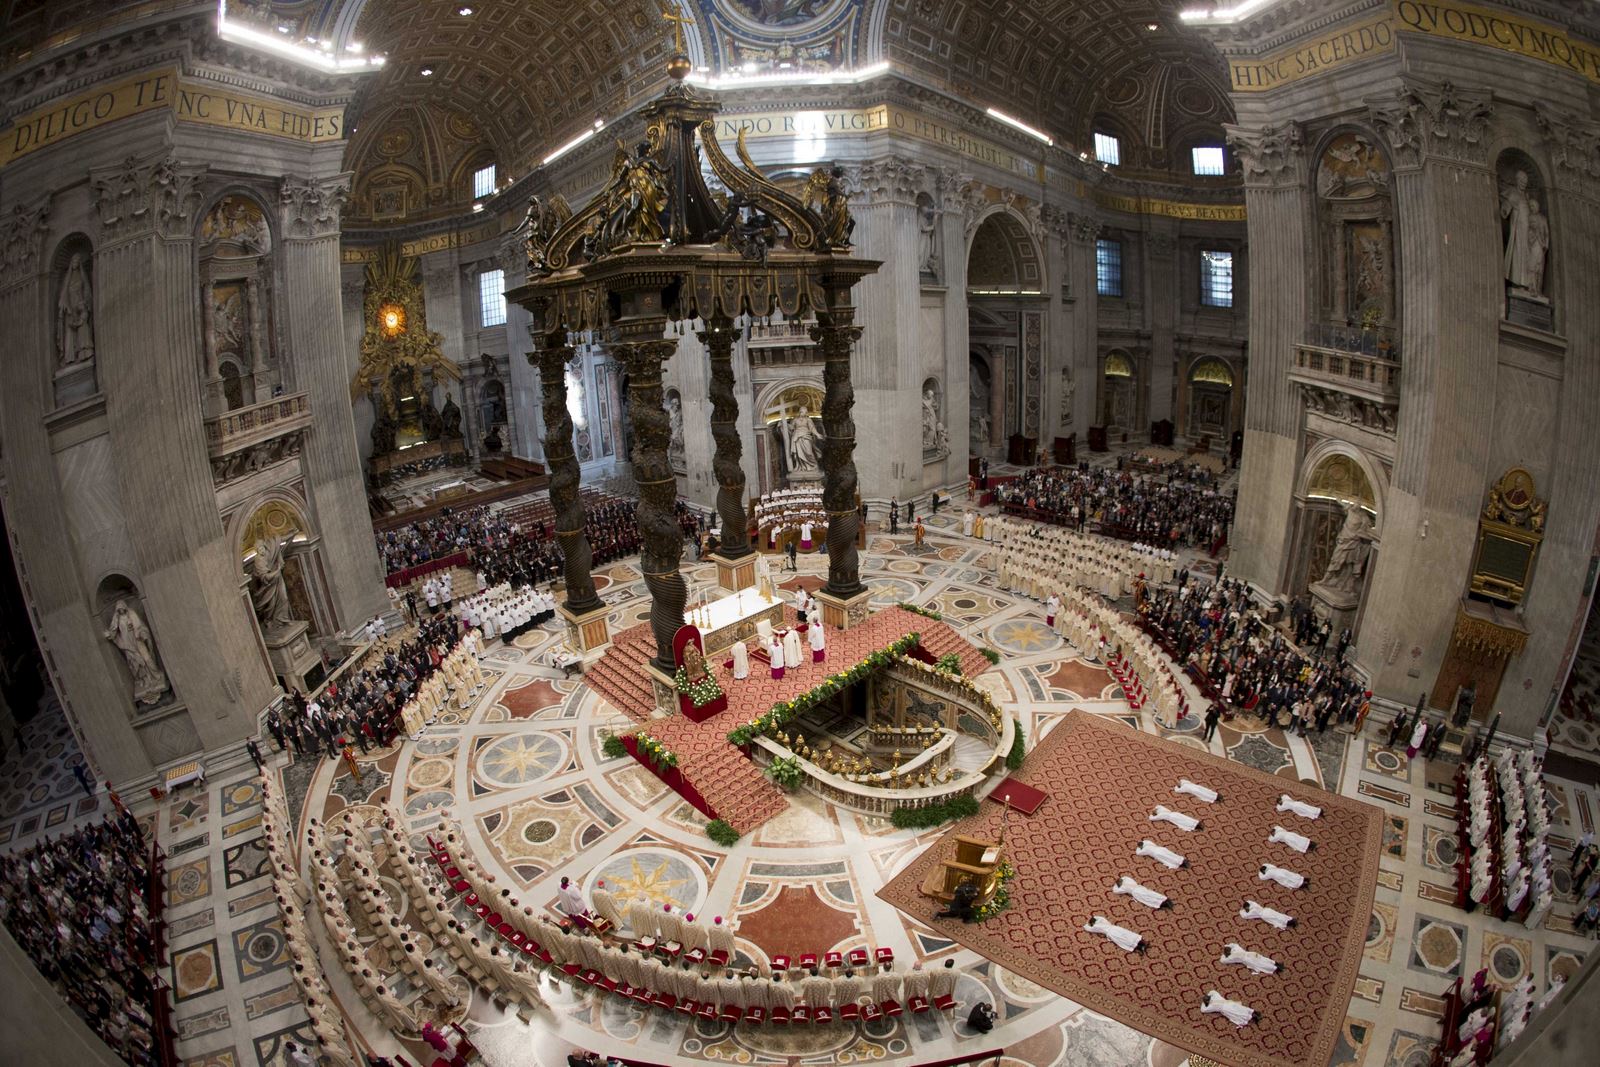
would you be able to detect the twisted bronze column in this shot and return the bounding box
[618,339,688,670]
[533,337,604,615]
[700,316,750,558]
[812,314,865,599]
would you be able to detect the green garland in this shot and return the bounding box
[980,647,1002,665]
[601,734,628,760]
[673,665,724,708]
[706,819,740,846]
[727,632,921,747]
[889,792,979,829]
[897,602,943,621]
[633,731,679,770]
[971,860,1016,922]
[935,652,963,675]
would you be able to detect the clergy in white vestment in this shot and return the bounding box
[1239,899,1295,929]
[782,627,803,670]
[800,522,814,550]
[1082,915,1146,953]
[1045,593,1060,627]
[808,620,826,662]
[1220,943,1281,974]
[557,876,588,918]
[1150,805,1202,832]
[1175,778,1220,804]
[731,640,750,680]
[1136,839,1188,869]
[1276,794,1322,820]
[768,636,785,679]
[1112,876,1171,910]
[962,510,974,537]
[1258,862,1307,890]
[1269,825,1314,853]
[1200,991,1259,1027]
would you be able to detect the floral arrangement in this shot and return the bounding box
[674,665,724,708]
[601,733,628,760]
[897,602,943,621]
[633,731,678,771]
[727,632,922,747]
[934,652,964,675]
[1006,720,1027,770]
[972,859,1015,922]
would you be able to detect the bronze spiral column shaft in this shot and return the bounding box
[532,336,604,615]
[617,339,688,671]
[700,316,751,559]
[813,313,865,599]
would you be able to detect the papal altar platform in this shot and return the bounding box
[685,586,784,658]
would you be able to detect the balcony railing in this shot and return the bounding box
[1303,322,1399,363]
[204,392,312,457]
[1292,325,1400,406]
[746,320,813,344]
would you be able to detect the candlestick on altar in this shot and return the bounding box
[999,791,1011,845]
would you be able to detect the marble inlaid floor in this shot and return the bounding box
[10,477,1593,1067]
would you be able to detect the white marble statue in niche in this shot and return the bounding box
[918,200,940,277]
[249,538,297,630]
[1500,169,1548,301]
[666,392,686,469]
[1317,502,1377,598]
[57,253,95,368]
[922,383,949,454]
[785,404,822,476]
[104,599,170,706]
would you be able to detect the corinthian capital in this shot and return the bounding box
[0,199,50,291]
[279,173,351,238]
[1223,122,1304,186]
[1367,80,1493,168]
[92,154,206,241]
[1534,102,1600,199]
[843,156,930,206]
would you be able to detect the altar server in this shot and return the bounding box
[1276,794,1322,820]
[1220,943,1281,975]
[1175,778,1220,804]
[1083,915,1147,954]
[1137,839,1188,870]
[1258,862,1308,890]
[1150,805,1202,832]
[768,635,785,680]
[1112,876,1171,910]
[1269,825,1314,854]
[731,640,750,681]
[808,619,827,663]
[1200,991,1260,1027]
[1045,593,1060,628]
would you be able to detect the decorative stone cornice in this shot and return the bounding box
[1367,80,1493,169]
[0,199,50,291]
[279,174,350,239]
[496,235,526,280]
[1039,204,1102,245]
[1534,102,1600,200]
[92,154,206,242]
[1223,122,1304,187]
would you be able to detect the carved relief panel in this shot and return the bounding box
[1316,131,1395,328]
[199,195,276,413]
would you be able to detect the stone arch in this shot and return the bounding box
[1099,348,1138,432]
[755,380,824,491]
[966,208,1043,292]
[968,350,995,450]
[1182,355,1237,441]
[1292,441,1389,602]
[1298,440,1387,530]
[48,231,98,407]
[229,491,332,640]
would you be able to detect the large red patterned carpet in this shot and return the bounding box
[878,710,1382,1067]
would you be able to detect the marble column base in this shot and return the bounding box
[814,588,874,632]
[644,661,678,716]
[1309,581,1360,636]
[560,602,612,656]
[709,551,756,593]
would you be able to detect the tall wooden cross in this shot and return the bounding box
[660,5,693,54]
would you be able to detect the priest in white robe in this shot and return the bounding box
[731,640,750,680]
[1175,778,1220,804]
[808,619,826,663]
[1112,876,1171,910]
[1045,593,1060,627]
[1276,794,1322,820]
[1150,805,1202,832]
[1220,943,1280,974]
[1201,991,1259,1027]
[1258,862,1308,890]
[1137,839,1188,869]
[1083,915,1146,954]
[1270,825,1314,853]
[768,636,785,680]
[782,626,804,671]
[1239,899,1295,929]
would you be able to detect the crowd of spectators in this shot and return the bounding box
[375,506,492,573]
[1140,574,1369,733]
[0,813,163,1066]
[995,463,1234,549]
[470,498,645,589]
[264,613,463,758]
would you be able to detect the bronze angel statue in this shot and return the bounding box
[804,164,855,249]
[521,193,572,275]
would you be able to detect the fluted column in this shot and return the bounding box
[533,335,603,614]
[618,339,687,670]
[701,316,750,558]
[278,174,387,628]
[813,310,865,599]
